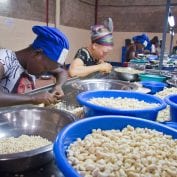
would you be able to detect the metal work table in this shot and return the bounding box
[1,160,64,177]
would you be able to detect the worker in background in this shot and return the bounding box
[172,40,177,55]
[122,38,132,64]
[150,36,160,55]
[68,18,113,78]
[0,25,69,107]
[125,43,136,62]
[125,34,150,62]
[133,34,151,55]
[126,34,150,62]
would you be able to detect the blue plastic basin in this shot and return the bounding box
[139,73,166,82]
[140,81,167,94]
[161,121,177,130]
[165,94,177,122]
[77,90,166,121]
[53,116,177,177]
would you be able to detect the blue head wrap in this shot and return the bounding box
[32,26,69,65]
[132,34,150,47]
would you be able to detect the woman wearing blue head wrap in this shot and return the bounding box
[132,34,151,54]
[68,18,113,78]
[125,34,151,62]
[0,25,69,107]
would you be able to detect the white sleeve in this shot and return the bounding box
[0,49,9,74]
[151,44,156,53]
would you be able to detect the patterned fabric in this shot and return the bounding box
[91,25,113,46]
[0,49,35,94]
[74,48,98,66]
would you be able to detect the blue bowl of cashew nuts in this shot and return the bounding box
[53,116,177,177]
[76,90,166,121]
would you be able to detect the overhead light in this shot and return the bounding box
[168,12,175,27]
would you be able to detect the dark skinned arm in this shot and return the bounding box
[0,90,62,107]
[49,67,68,99]
[0,63,59,107]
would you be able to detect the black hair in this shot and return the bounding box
[125,39,132,47]
[151,36,159,44]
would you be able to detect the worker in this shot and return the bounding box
[125,33,150,62]
[150,36,160,55]
[68,18,113,78]
[133,34,151,55]
[0,25,69,107]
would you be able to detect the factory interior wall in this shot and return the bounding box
[0,16,174,64]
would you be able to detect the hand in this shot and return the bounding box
[98,59,105,64]
[99,62,112,73]
[31,92,59,106]
[51,85,64,100]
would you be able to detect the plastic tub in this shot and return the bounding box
[77,90,166,121]
[162,66,177,71]
[53,116,177,177]
[139,73,166,82]
[130,59,148,63]
[147,55,158,61]
[140,81,167,94]
[161,121,177,130]
[165,94,177,122]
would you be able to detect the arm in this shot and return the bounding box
[0,63,59,107]
[126,45,136,62]
[50,67,68,87]
[0,91,61,107]
[68,58,112,77]
[144,49,150,54]
[129,51,136,60]
[49,67,68,98]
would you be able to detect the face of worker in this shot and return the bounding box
[92,43,113,61]
[17,77,33,94]
[26,52,60,75]
[136,43,144,51]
